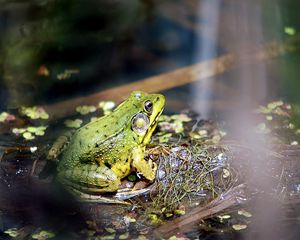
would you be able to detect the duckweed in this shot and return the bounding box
[64,119,83,128]
[20,106,49,119]
[13,126,47,140]
[76,105,97,115]
[99,101,116,115]
[232,224,247,231]
[284,26,296,35]
[57,69,79,81]
[0,112,15,122]
[4,228,19,238]
[31,230,55,239]
[238,209,252,218]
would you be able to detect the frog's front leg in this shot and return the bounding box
[58,164,121,193]
[131,146,157,181]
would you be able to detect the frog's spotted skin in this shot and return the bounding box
[56,91,165,193]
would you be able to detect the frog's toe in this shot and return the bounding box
[70,188,131,205]
[115,187,152,200]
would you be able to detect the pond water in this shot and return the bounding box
[0,0,300,239]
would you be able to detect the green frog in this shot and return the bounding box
[51,91,165,196]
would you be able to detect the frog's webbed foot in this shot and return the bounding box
[62,182,154,204]
[131,146,157,181]
[115,186,153,200]
[68,187,131,205]
[57,164,121,193]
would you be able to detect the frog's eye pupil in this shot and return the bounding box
[144,100,153,113]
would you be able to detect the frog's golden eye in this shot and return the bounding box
[132,113,149,134]
[144,100,153,113]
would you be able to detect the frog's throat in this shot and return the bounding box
[141,108,164,145]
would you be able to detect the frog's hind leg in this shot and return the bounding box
[58,164,121,193]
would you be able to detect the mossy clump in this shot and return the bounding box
[147,143,236,215]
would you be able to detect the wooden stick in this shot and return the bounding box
[44,36,300,121]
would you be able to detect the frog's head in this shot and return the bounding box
[129,91,165,145]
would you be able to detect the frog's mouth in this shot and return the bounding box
[141,108,164,145]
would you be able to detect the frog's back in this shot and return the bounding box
[59,103,137,168]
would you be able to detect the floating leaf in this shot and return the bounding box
[100,234,116,240]
[256,106,271,114]
[137,235,148,240]
[291,141,298,145]
[57,69,79,81]
[219,130,227,137]
[13,126,47,140]
[37,65,50,76]
[256,123,270,134]
[222,169,230,178]
[90,117,98,122]
[99,101,116,115]
[218,215,231,221]
[119,232,129,239]
[105,228,116,234]
[123,215,136,223]
[189,132,202,140]
[266,115,273,121]
[172,120,184,133]
[76,105,97,115]
[267,101,283,110]
[238,209,252,218]
[32,230,55,239]
[148,214,161,225]
[158,115,171,122]
[23,132,35,140]
[198,130,208,137]
[4,228,19,237]
[158,133,172,143]
[174,209,185,215]
[20,106,49,119]
[158,121,183,133]
[0,112,16,122]
[26,126,47,136]
[170,114,192,122]
[64,119,83,128]
[212,135,221,144]
[30,146,38,153]
[12,128,26,135]
[232,224,247,231]
[284,26,296,35]
[168,236,189,240]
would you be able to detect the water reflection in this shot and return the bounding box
[192,0,290,239]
